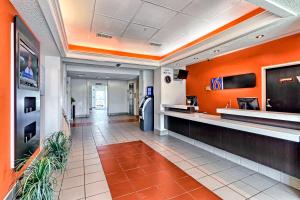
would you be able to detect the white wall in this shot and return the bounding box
[71,79,89,117]
[139,70,154,102]
[44,56,62,137]
[154,66,186,131]
[154,68,162,130]
[107,80,128,115]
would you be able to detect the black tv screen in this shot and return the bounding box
[177,70,189,79]
[237,97,260,110]
[223,73,256,89]
[19,41,39,89]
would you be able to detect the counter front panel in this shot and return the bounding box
[164,115,300,179]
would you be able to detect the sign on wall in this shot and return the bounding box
[211,77,223,90]
[211,73,256,90]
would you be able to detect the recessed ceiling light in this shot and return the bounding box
[256,34,264,39]
[213,49,220,53]
[96,32,112,39]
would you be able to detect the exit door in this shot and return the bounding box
[266,64,300,113]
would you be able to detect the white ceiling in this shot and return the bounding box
[67,64,140,80]
[59,0,257,56]
[10,0,60,56]
[67,71,138,80]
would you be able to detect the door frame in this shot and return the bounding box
[261,61,300,111]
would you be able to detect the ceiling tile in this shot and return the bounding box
[133,2,177,29]
[150,13,206,44]
[123,23,158,41]
[143,0,193,11]
[60,0,95,30]
[182,0,239,19]
[93,15,128,36]
[94,0,142,21]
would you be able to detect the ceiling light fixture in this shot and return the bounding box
[105,77,110,79]
[77,74,85,76]
[96,32,112,39]
[256,34,264,39]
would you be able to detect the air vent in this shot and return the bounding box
[96,33,112,39]
[149,42,162,47]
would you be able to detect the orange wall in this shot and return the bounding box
[0,1,40,199]
[0,1,18,199]
[186,33,300,115]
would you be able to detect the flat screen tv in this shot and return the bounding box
[237,97,260,110]
[19,40,39,89]
[177,70,189,79]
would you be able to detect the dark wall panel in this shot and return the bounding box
[164,116,300,179]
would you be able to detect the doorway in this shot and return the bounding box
[262,62,300,113]
[92,85,107,110]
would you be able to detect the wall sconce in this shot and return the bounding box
[205,86,211,91]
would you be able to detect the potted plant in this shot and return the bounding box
[16,157,55,200]
[15,131,71,200]
[44,131,71,171]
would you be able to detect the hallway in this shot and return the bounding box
[56,113,300,200]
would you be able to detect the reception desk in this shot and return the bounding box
[161,110,300,180]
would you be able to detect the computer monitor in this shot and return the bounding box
[237,98,260,110]
[186,96,198,106]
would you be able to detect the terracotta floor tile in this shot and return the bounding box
[99,141,220,200]
[113,193,139,200]
[129,175,157,191]
[109,181,134,198]
[157,182,186,199]
[106,172,129,186]
[189,187,222,200]
[125,168,146,179]
[170,193,194,200]
[176,176,203,191]
[136,187,164,200]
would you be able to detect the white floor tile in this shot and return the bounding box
[64,167,84,178]
[86,192,112,200]
[61,175,84,189]
[242,173,278,191]
[185,167,207,179]
[85,181,109,197]
[85,171,106,184]
[228,181,260,198]
[197,176,224,191]
[59,186,85,200]
[263,183,300,200]
[174,160,194,170]
[214,186,246,200]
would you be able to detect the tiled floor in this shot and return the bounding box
[55,110,300,200]
[98,141,221,199]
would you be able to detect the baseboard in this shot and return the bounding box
[108,112,129,116]
[75,114,89,118]
[168,130,300,191]
[154,129,168,135]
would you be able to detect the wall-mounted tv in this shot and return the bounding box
[19,40,39,89]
